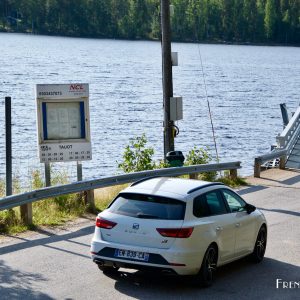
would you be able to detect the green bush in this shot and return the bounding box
[118,134,217,181]
[185,146,217,181]
[118,134,155,173]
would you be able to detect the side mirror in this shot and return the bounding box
[246,203,256,214]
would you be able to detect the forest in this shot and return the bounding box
[0,0,299,45]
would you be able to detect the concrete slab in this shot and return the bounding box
[245,168,300,188]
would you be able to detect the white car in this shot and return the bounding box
[91,177,267,286]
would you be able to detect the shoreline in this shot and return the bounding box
[1,30,299,48]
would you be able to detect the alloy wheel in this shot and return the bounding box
[256,228,266,260]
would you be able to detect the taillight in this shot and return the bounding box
[96,217,117,229]
[156,227,194,238]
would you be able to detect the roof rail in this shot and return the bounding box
[130,176,161,187]
[187,182,224,194]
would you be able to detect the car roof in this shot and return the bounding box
[123,177,224,199]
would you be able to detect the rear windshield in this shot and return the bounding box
[108,193,186,220]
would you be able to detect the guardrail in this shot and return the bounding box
[254,106,300,178]
[0,161,241,224]
[254,149,287,178]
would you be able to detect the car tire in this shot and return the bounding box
[97,265,119,273]
[196,244,218,287]
[251,226,267,263]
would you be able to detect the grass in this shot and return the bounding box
[0,170,88,235]
[183,172,248,187]
[217,175,247,187]
[94,184,128,212]
[0,167,128,235]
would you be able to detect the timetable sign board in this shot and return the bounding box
[36,84,92,163]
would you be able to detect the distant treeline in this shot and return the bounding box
[1,0,299,44]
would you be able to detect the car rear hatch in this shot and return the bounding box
[98,192,187,249]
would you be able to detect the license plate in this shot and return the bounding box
[114,249,149,262]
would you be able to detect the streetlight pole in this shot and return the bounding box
[161,0,174,158]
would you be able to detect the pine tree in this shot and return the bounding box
[264,0,277,39]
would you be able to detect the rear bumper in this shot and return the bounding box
[93,256,177,275]
[91,240,202,276]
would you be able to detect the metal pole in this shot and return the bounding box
[77,161,83,181]
[45,162,51,187]
[161,0,174,158]
[5,96,12,196]
[280,103,289,128]
[5,96,33,224]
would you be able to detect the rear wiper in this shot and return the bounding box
[136,213,159,219]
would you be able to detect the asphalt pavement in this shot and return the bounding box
[0,169,299,299]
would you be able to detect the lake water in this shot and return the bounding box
[0,33,299,188]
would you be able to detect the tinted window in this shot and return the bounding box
[193,195,210,217]
[221,189,246,213]
[205,191,228,215]
[193,190,227,217]
[108,193,185,220]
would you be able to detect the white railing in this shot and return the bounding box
[276,106,300,154]
[254,106,300,177]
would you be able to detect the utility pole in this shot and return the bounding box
[161,0,174,158]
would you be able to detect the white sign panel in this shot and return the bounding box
[46,102,81,140]
[40,143,92,163]
[36,84,92,163]
[37,83,89,99]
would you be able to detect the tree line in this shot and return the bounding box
[0,0,299,44]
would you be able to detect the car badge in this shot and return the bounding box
[133,223,139,230]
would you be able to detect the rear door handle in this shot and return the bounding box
[216,226,223,231]
[235,223,240,228]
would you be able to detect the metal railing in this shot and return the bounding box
[277,106,300,153]
[254,106,300,177]
[0,161,241,224]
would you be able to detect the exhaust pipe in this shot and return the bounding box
[93,258,105,266]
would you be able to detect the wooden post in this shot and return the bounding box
[189,173,198,179]
[230,169,238,180]
[20,204,33,225]
[254,158,261,178]
[279,155,286,170]
[85,190,95,212]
